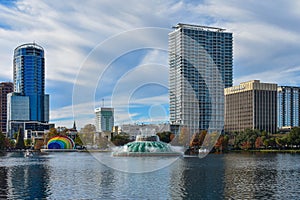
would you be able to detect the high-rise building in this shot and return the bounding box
[277,86,300,129]
[169,23,233,135]
[0,82,13,133]
[7,43,50,138]
[224,80,277,133]
[13,43,49,122]
[95,107,114,132]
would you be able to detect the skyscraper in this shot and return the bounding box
[13,43,49,122]
[169,23,233,135]
[277,86,300,129]
[7,43,50,138]
[0,82,13,133]
[224,80,277,134]
[95,107,114,132]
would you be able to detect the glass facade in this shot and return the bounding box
[169,23,233,135]
[95,107,114,132]
[13,43,49,122]
[277,86,300,128]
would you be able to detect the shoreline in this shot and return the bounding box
[230,149,300,153]
[3,149,300,154]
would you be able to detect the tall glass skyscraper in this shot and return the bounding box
[277,86,300,128]
[169,23,233,135]
[13,43,49,122]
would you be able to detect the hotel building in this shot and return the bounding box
[169,23,233,135]
[224,80,277,133]
[95,107,114,132]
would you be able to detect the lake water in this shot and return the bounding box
[0,151,300,199]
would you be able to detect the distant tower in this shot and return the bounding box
[0,82,13,133]
[169,23,233,135]
[95,107,114,132]
[13,43,49,122]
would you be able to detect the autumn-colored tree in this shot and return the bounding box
[214,135,224,152]
[198,130,207,146]
[255,137,264,149]
[190,133,200,148]
[178,127,190,147]
[240,141,251,150]
[202,132,219,149]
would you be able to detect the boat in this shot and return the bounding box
[199,148,210,153]
[24,150,33,157]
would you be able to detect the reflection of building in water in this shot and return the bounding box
[170,156,225,199]
[0,167,8,199]
[223,153,278,199]
[6,163,49,199]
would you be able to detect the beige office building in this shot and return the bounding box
[224,80,277,133]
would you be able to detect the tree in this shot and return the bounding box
[156,131,174,143]
[80,124,96,145]
[0,132,6,150]
[288,127,300,147]
[74,134,83,146]
[178,127,190,147]
[25,138,32,147]
[214,135,229,152]
[15,128,25,149]
[111,133,131,146]
[190,132,200,148]
[255,137,264,149]
[240,141,251,150]
[198,130,207,147]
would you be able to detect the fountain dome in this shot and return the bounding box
[112,135,182,157]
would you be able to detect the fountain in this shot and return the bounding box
[112,134,182,157]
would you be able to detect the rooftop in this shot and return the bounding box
[173,23,226,32]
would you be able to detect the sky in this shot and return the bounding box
[0,0,300,129]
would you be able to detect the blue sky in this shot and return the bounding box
[0,0,300,129]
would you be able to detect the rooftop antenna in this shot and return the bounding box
[102,98,104,107]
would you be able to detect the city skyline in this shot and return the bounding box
[0,1,300,128]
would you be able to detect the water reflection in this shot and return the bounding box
[1,152,300,199]
[223,153,300,199]
[169,155,225,199]
[0,166,8,199]
[0,152,50,199]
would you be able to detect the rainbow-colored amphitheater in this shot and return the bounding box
[47,136,75,149]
